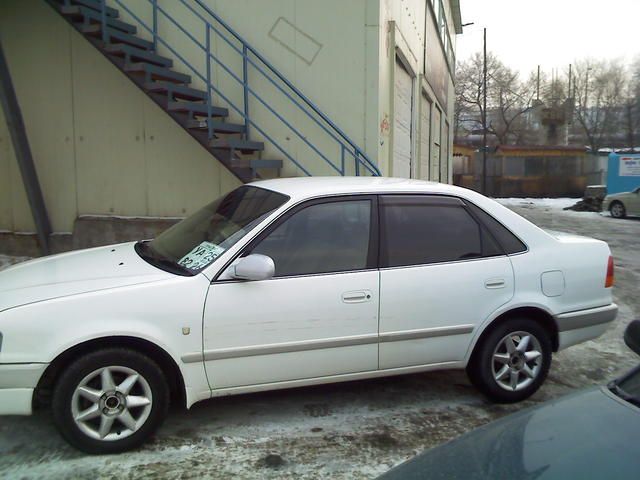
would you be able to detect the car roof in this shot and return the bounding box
[247,176,556,249]
[249,176,474,201]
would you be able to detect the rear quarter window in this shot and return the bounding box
[465,202,527,254]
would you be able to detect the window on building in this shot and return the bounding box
[524,157,545,176]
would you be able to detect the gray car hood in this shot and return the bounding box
[379,387,640,479]
[0,242,172,313]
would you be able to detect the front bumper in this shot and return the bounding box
[0,363,47,415]
[556,303,618,350]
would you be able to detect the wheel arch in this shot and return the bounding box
[34,336,186,410]
[466,306,559,365]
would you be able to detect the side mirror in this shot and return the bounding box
[232,254,275,281]
[624,320,640,356]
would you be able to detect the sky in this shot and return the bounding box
[456,0,640,77]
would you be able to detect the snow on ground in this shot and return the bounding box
[495,197,580,209]
[495,197,608,219]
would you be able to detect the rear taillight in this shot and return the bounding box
[605,256,614,288]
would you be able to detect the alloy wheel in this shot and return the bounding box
[71,366,153,441]
[491,331,543,392]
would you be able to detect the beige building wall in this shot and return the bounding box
[114,0,380,178]
[0,0,459,234]
[0,0,240,234]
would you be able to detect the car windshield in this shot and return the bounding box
[610,366,640,407]
[136,186,289,275]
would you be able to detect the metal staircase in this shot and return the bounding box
[46,0,381,182]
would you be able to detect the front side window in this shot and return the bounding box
[251,199,372,277]
[380,195,502,268]
[137,186,288,275]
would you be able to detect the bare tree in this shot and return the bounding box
[455,52,533,145]
[489,65,536,144]
[621,56,640,149]
[573,59,627,152]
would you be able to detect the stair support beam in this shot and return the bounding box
[151,0,158,51]
[0,41,52,255]
[100,0,108,43]
[206,23,213,141]
[242,45,249,139]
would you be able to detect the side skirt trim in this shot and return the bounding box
[208,360,465,397]
[181,324,474,363]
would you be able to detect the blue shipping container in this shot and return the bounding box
[607,153,640,194]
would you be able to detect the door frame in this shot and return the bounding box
[418,85,433,181]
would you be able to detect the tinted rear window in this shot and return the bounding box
[380,196,501,267]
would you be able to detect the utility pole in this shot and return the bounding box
[536,65,540,102]
[482,27,487,195]
[585,66,592,110]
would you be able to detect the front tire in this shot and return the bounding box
[610,201,626,219]
[467,319,552,403]
[52,348,169,454]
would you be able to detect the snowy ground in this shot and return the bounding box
[1,200,639,479]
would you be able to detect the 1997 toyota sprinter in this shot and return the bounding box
[0,177,617,453]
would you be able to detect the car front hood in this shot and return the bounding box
[379,387,640,480]
[0,242,173,313]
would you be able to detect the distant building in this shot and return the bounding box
[452,144,604,198]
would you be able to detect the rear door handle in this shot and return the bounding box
[485,279,506,289]
[342,290,372,303]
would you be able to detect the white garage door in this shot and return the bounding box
[394,59,413,178]
[419,92,431,180]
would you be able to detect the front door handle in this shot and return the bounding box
[485,278,506,289]
[342,290,372,303]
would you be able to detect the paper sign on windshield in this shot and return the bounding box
[178,241,225,270]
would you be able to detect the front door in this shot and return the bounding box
[377,195,515,369]
[203,196,379,389]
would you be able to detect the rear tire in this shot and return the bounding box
[52,348,169,454]
[610,201,626,219]
[467,319,552,403]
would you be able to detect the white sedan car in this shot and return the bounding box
[0,178,617,453]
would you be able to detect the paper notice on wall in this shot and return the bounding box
[620,157,640,176]
[178,241,225,270]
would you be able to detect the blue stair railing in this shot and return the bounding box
[100,0,381,177]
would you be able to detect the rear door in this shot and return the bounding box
[378,195,515,369]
